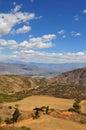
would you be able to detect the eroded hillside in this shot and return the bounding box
[0,68,86,101]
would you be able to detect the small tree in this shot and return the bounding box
[68,98,81,113]
[34,108,40,118]
[33,107,43,119]
[11,108,20,123]
[45,106,49,114]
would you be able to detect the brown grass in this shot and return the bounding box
[15,115,86,130]
[3,95,74,111]
[1,96,86,130]
[80,100,86,114]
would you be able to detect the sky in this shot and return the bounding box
[0,0,86,63]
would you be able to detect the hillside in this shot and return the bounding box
[0,96,86,130]
[0,68,86,101]
[47,68,86,86]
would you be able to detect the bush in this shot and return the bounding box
[45,106,49,114]
[80,119,86,124]
[21,126,31,130]
[73,100,81,113]
[5,118,13,124]
[68,108,75,112]
[11,108,20,122]
[68,98,81,113]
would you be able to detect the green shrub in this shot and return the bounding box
[21,126,31,130]
[80,119,86,124]
[45,106,49,114]
[11,108,20,122]
[5,118,13,124]
[68,98,81,113]
[68,107,75,112]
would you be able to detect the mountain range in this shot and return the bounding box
[0,62,86,76]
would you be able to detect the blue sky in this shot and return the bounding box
[0,0,86,63]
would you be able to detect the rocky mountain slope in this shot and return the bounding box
[47,68,86,86]
[0,68,86,100]
[34,68,86,99]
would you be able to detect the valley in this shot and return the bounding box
[0,68,86,130]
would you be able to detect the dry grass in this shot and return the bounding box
[1,96,86,130]
[80,100,86,114]
[15,115,86,130]
[3,95,74,111]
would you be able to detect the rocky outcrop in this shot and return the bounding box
[47,68,86,86]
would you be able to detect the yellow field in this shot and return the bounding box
[2,96,86,130]
[4,95,74,111]
[80,100,86,114]
[14,115,86,130]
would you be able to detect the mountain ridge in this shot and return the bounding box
[0,62,86,76]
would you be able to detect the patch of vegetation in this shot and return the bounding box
[68,98,81,113]
[80,119,86,124]
[5,108,20,124]
[0,126,31,130]
[12,108,20,123]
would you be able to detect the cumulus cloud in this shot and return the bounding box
[11,25,31,34]
[71,31,81,37]
[82,9,86,13]
[0,48,86,63]
[0,39,17,49]
[0,5,35,36]
[0,34,56,50]
[9,51,86,63]
[19,34,56,49]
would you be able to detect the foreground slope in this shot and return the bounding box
[1,96,86,130]
[15,115,86,130]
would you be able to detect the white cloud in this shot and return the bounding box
[74,15,79,21]
[12,25,31,34]
[57,30,67,39]
[0,5,35,36]
[82,9,86,13]
[11,5,22,13]
[71,31,81,37]
[10,51,86,63]
[0,49,86,63]
[0,39,17,49]
[58,30,65,35]
[19,34,56,49]
[0,34,56,50]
